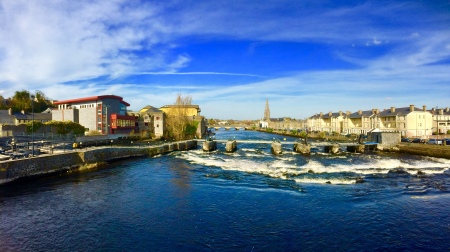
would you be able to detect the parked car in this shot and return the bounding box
[411,138,425,143]
[445,139,450,145]
[401,138,411,142]
[427,139,442,145]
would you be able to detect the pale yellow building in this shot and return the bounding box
[307,104,435,138]
[432,107,450,134]
[377,105,432,137]
[159,105,201,117]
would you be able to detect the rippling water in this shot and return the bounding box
[1,130,449,251]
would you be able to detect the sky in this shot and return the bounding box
[0,0,449,120]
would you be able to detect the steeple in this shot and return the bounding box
[264,99,270,121]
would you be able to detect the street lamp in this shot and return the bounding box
[30,94,35,157]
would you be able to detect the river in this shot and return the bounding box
[1,130,449,251]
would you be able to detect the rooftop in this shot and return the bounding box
[53,95,130,106]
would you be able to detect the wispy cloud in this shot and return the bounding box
[0,0,449,119]
[137,72,266,77]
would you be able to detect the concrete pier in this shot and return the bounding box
[225,140,237,152]
[293,142,311,155]
[324,144,340,154]
[271,141,282,155]
[347,144,365,153]
[202,140,217,152]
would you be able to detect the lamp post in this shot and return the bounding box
[437,113,439,137]
[31,94,35,157]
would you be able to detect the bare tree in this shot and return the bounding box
[165,94,193,140]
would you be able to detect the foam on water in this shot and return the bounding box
[294,177,357,185]
[178,146,449,185]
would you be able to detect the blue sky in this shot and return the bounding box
[0,0,449,119]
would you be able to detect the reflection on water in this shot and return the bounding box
[0,130,449,251]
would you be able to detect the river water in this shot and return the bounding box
[1,130,449,251]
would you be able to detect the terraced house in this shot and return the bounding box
[307,105,437,138]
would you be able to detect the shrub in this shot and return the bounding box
[26,121,43,133]
[45,120,85,135]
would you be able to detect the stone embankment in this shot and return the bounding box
[0,140,197,185]
[395,143,450,159]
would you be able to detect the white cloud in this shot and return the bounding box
[1,0,449,120]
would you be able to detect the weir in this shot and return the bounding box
[198,139,372,155]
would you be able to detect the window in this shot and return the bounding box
[157,124,159,128]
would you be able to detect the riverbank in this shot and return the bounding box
[258,129,450,159]
[0,140,197,185]
[395,142,450,159]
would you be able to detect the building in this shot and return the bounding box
[342,109,379,135]
[307,104,435,138]
[0,108,52,136]
[52,95,135,135]
[0,108,52,126]
[259,99,270,128]
[138,106,165,138]
[377,105,432,137]
[159,105,201,117]
[431,107,450,134]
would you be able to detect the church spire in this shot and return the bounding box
[264,99,270,121]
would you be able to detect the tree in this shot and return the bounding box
[7,89,54,112]
[34,90,54,112]
[12,90,32,112]
[208,118,217,125]
[165,94,195,141]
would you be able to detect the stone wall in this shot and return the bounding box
[396,143,450,159]
[0,140,197,185]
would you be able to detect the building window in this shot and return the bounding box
[157,124,159,128]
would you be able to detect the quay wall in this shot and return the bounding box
[0,140,197,185]
[395,143,450,159]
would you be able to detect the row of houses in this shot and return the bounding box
[307,105,450,137]
[0,95,206,138]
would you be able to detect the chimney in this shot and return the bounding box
[423,105,427,112]
[320,112,323,117]
[328,112,332,116]
[8,108,12,115]
[390,107,395,113]
[339,111,343,116]
[372,108,378,115]
[446,107,449,113]
[21,110,25,114]
[439,109,444,115]
[358,110,362,115]
[410,105,415,112]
